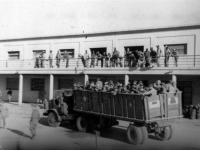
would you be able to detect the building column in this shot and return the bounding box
[172,75,177,82]
[18,74,23,105]
[84,74,89,85]
[49,74,54,100]
[125,75,129,85]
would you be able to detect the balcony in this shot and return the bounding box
[0,55,200,75]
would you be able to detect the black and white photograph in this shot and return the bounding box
[0,0,200,150]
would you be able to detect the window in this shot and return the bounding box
[60,49,74,58]
[58,79,74,89]
[8,51,20,60]
[90,47,107,55]
[164,44,187,55]
[7,78,19,90]
[31,78,45,91]
[33,50,46,59]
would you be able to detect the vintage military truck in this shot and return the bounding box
[43,89,182,145]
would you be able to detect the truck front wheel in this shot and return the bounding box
[48,112,60,127]
[76,116,89,132]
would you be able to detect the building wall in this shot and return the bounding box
[0,28,200,60]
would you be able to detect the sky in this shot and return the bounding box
[0,0,200,39]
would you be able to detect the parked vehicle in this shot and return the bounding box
[43,89,182,145]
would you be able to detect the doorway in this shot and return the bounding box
[90,47,107,55]
[124,46,144,58]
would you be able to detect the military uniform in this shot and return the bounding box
[144,49,151,67]
[112,49,120,67]
[34,54,40,68]
[49,51,53,68]
[63,51,69,68]
[90,53,96,68]
[30,105,40,139]
[0,102,9,129]
[156,49,162,67]
[56,52,62,68]
[164,47,171,67]
[137,51,145,67]
[171,49,179,67]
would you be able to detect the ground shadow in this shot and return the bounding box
[100,126,129,143]
[39,117,49,126]
[7,128,32,139]
[60,121,78,132]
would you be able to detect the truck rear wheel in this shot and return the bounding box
[127,124,143,145]
[155,126,170,141]
[76,116,89,132]
[140,126,148,144]
[48,112,60,127]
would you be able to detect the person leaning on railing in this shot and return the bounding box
[105,53,110,67]
[150,47,157,66]
[136,50,145,67]
[171,49,179,67]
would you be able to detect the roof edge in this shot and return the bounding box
[0,24,200,42]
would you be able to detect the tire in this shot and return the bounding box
[140,126,148,144]
[76,116,89,132]
[127,125,143,145]
[155,126,170,141]
[48,112,60,127]
[167,125,174,140]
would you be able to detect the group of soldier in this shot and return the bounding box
[34,50,70,68]
[73,78,179,96]
[34,45,179,69]
[80,45,179,68]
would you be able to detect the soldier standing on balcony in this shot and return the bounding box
[150,47,157,65]
[63,50,69,68]
[171,49,179,67]
[144,48,151,67]
[34,53,40,68]
[90,51,96,68]
[164,46,171,67]
[156,45,162,67]
[112,47,120,67]
[101,52,106,67]
[56,50,61,68]
[96,51,101,67]
[49,50,53,68]
[83,50,90,67]
[39,52,45,68]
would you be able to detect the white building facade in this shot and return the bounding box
[0,24,200,108]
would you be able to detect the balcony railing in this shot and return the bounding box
[0,55,200,69]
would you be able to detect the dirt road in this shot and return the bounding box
[0,103,200,150]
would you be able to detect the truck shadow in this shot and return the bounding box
[100,127,128,143]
